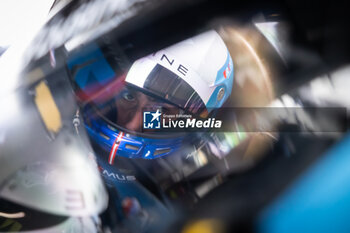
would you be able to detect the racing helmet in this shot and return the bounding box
[67,30,234,163]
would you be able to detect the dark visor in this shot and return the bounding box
[143,64,206,114]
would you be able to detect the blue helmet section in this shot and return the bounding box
[205,50,234,109]
[85,112,184,159]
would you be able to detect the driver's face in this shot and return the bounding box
[115,87,178,131]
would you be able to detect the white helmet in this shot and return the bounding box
[125,30,234,114]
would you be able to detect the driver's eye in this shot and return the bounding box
[122,91,136,101]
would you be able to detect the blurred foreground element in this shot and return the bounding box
[258,132,350,233]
